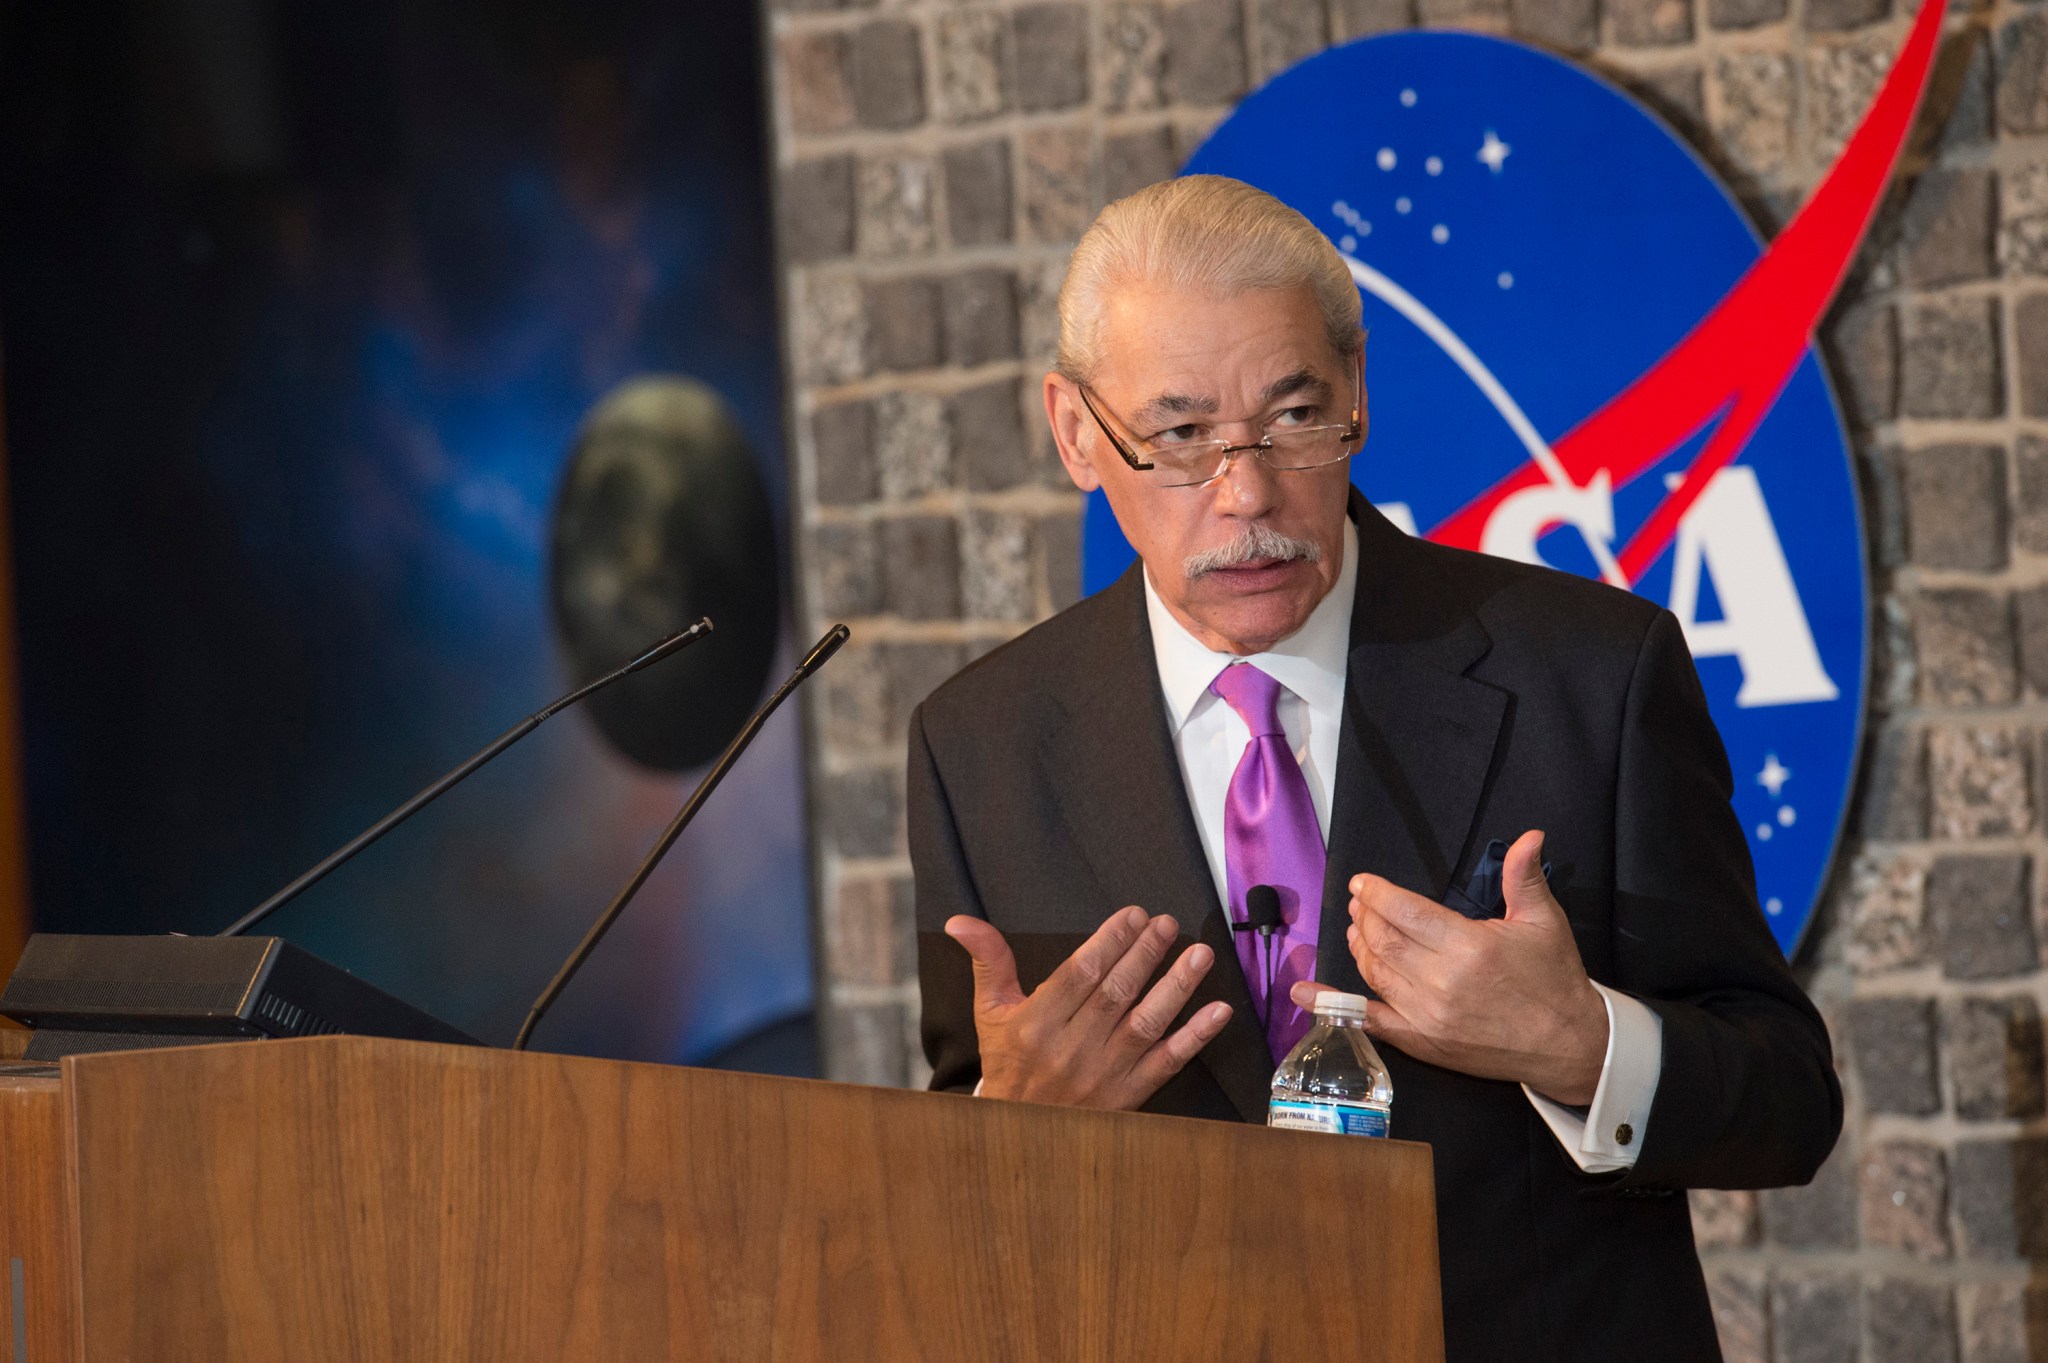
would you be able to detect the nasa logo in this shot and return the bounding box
[1081,5,1947,958]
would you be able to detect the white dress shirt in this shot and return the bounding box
[1142,518,1663,1173]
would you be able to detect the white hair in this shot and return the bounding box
[1055,175,1364,385]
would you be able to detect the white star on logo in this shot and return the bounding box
[1477,130,1511,173]
[1757,754,1791,798]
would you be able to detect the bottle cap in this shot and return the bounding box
[1312,991,1369,1020]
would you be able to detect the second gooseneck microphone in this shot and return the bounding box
[512,622,852,1051]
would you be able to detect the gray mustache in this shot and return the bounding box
[1183,523,1323,580]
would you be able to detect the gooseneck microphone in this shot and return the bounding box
[511,622,852,1051]
[218,618,715,939]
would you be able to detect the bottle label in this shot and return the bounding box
[1268,1098,1390,1137]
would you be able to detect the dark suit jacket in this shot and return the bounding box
[910,492,1842,1363]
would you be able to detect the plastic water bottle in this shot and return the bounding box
[1267,991,1393,1137]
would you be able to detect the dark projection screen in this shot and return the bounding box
[0,0,813,1068]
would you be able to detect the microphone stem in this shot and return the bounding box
[218,618,713,939]
[512,623,850,1052]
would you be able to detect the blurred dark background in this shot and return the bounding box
[0,0,815,1070]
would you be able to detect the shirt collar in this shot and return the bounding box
[1143,516,1359,734]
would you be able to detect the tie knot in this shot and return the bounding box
[1209,663,1287,736]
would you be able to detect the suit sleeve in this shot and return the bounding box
[1610,609,1844,1190]
[907,703,984,1094]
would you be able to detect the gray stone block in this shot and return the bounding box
[1943,996,2046,1120]
[935,10,1008,125]
[810,521,883,618]
[875,390,951,499]
[816,640,890,754]
[1761,1141,1858,1248]
[2013,436,2048,550]
[782,32,856,135]
[1609,0,1692,46]
[866,277,944,373]
[1952,1138,2048,1260]
[1996,13,2048,135]
[1021,126,1098,245]
[944,140,1014,248]
[1957,1283,2048,1363]
[1847,997,1941,1115]
[963,511,1037,622]
[1104,125,1180,203]
[951,381,1031,492]
[1166,0,1251,104]
[2017,297,2048,417]
[1901,296,2004,420]
[1898,169,1998,288]
[879,640,972,739]
[1805,0,1887,31]
[1924,33,1993,155]
[1842,853,1928,974]
[1712,53,1795,178]
[822,768,906,860]
[1829,299,1897,425]
[1709,0,1785,32]
[1866,1280,1958,1363]
[850,19,926,131]
[1333,0,1416,32]
[1015,5,1090,112]
[942,269,1020,369]
[1101,4,1169,112]
[1690,1188,1759,1249]
[1706,1269,1768,1363]
[1927,853,2037,981]
[880,516,963,621]
[2015,584,2048,695]
[2000,162,2048,278]
[825,874,915,987]
[822,1000,910,1086]
[812,399,879,506]
[1901,443,2007,571]
[1040,509,1083,609]
[1928,726,2031,839]
[782,156,856,265]
[1808,38,1893,163]
[1256,0,1332,78]
[795,272,869,386]
[1858,726,1927,841]
[1510,0,1596,48]
[1631,66,1706,139]
[1771,1276,1860,1363]
[1912,589,2017,707]
[857,155,938,260]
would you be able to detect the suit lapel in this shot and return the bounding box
[1317,496,1509,993]
[1035,566,1276,1123]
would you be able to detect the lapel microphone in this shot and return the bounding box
[1234,884,1285,1030]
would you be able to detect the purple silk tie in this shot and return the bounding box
[1209,663,1325,1062]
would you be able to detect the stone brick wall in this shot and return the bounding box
[763,0,2048,1355]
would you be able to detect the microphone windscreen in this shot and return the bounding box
[1246,884,1283,931]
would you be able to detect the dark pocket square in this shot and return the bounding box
[1444,838,1552,920]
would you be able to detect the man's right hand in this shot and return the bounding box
[944,906,1233,1110]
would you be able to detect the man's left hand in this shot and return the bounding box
[1291,829,1609,1105]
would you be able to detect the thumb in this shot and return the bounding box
[945,916,1025,1011]
[1500,829,1561,924]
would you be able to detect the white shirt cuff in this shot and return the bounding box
[1522,982,1663,1173]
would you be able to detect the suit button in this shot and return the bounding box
[1615,1122,1634,1147]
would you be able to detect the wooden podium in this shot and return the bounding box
[0,1033,1442,1361]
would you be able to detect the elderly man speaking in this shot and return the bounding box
[909,175,1839,1363]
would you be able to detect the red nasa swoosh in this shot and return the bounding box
[1424,0,1945,583]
